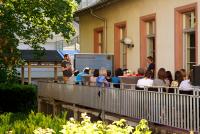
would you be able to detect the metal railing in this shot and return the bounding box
[38,81,200,132]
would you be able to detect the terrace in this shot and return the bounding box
[38,81,200,133]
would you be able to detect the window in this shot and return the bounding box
[183,12,196,71]
[114,21,126,69]
[175,3,197,71]
[98,31,103,53]
[94,27,103,53]
[140,14,156,69]
[146,21,156,62]
[120,27,127,69]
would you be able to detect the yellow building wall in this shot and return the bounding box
[79,0,199,73]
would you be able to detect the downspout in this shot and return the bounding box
[90,9,107,53]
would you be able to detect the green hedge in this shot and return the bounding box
[0,84,37,113]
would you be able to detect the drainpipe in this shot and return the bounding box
[90,9,107,53]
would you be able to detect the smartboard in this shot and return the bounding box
[74,54,114,73]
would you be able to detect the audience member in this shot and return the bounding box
[146,56,155,78]
[180,69,187,80]
[179,70,193,91]
[106,70,112,83]
[137,70,153,88]
[171,71,183,87]
[90,69,99,86]
[165,71,173,86]
[96,68,109,87]
[75,67,90,85]
[112,68,123,88]
[153,68,166,87]
[135,68,145,77]
[74,70,79,76]
[123,69,128,75]
[73,70,79,83]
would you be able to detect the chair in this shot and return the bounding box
[179,90,193,95]
[135,86,144,90]
[148,87,158,92]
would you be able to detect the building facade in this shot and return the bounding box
[77,0,200,74]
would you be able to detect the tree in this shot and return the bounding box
[0,0,78,82]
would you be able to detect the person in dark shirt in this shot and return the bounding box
[112,68,123,88]
[61,54,72,84]
[146,56,155,78]
[106,70,112,83]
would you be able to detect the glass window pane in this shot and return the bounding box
[120,27,126,68]
[183,11,195,29]
[147,38,154,57]
[190,32,195,47]
[183,10,196,71]
[147,21,155,35]
[187,63,195,72]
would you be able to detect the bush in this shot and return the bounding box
[0,112,67,134]
[0,61,20,84]
[0,63,8,83]
[0,84,37,113]
[0,112,151,134]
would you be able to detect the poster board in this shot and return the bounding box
[74,53,114,73]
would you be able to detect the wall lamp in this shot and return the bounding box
[121,37,134,48]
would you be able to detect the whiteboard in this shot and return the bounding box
[74,54,114,73]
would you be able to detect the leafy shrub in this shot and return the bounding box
[0,84,37,113]
[0,112,151,134]
[59,113,134,134]
[0,62,8,83]
[0,112,67,134]
[0,61,20,84]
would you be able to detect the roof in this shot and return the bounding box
[75,0,121,15]
[20,50,63,62]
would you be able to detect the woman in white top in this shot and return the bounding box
[179,70,193,91]
[137,70,153,88]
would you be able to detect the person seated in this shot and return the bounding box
[73,70,79,83]
[165,71,173,86]
[112,68,123,88]
[153,68,167,87]
[90,69,99,86]
[106,70,112,83]
[123,69,133,76]
[96,68,109,87]
[135,68,145,77]
[179,70,193,91]
[137,70,153,88]
[75,67,90,85]
[180,68,187,80]
[123,69,128,75]
[171,71,183,87]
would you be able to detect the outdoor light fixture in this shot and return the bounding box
[121,37,134,48]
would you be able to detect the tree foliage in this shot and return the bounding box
[0,0,77,46]
[0,0,78,82]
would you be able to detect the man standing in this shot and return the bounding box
[61,54,72,83]
[147,56,155,78]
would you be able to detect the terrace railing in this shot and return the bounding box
[38,81,200,132]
